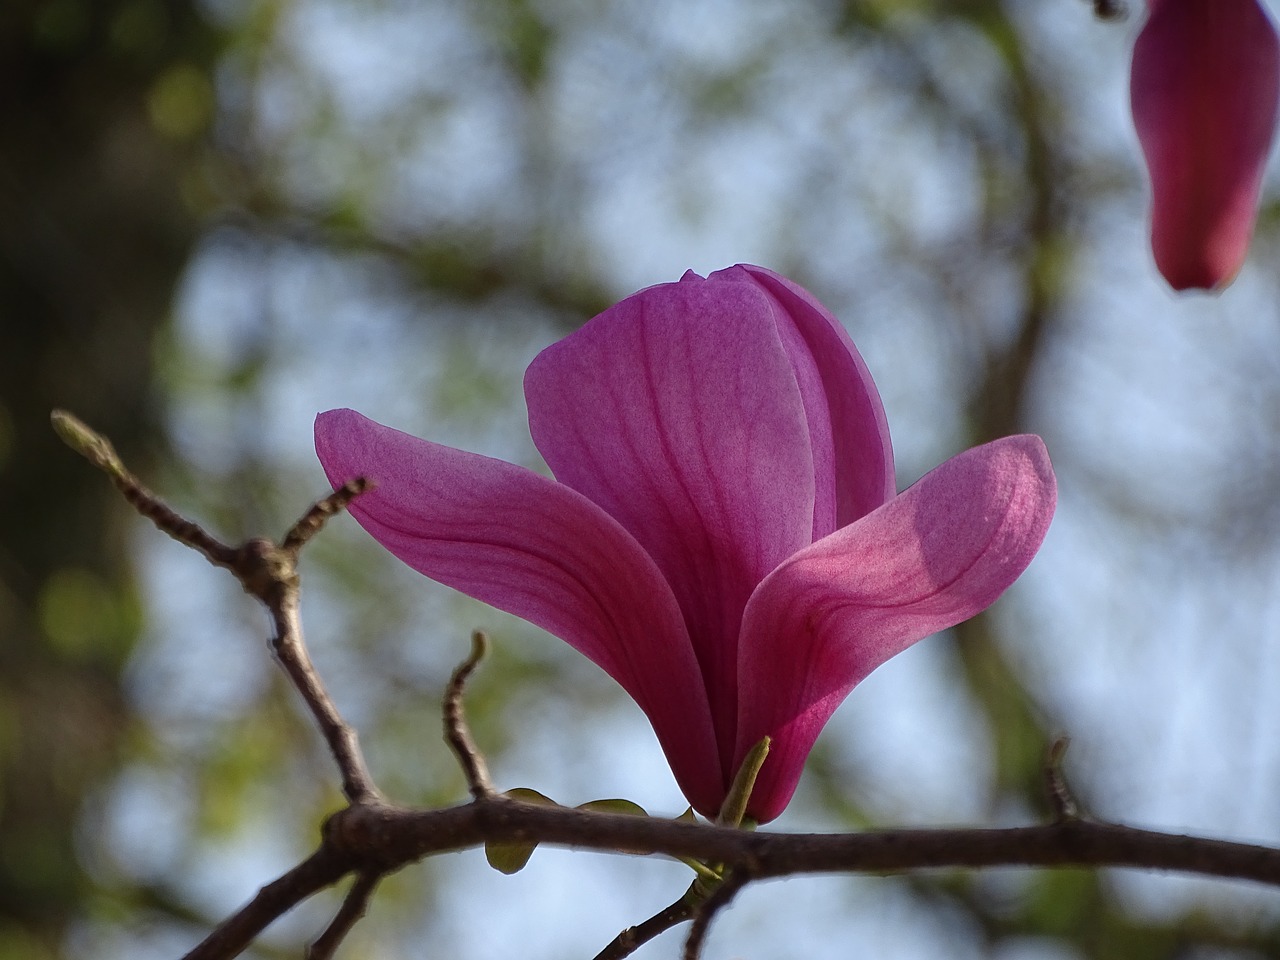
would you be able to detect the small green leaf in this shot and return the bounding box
[577,798,649,854]
[575,798,648,817]
[668,806,722,881]
[504,786,558,806]
[484,787,560,874]
[485,840,540,875]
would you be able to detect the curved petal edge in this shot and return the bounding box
[314,408,723,814]
[735,434,1056,821]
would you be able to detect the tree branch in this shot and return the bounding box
[326,799,1280,889]
[179,847,353,960]
[282,478,373,552]
[683,870,751,960]
[53,411,381,804]
[592,894,693,960]
[307,871,381,960]
[55,410,1280,960]
[443,630,495,799]
[51,410,237,567]
[1042,735,1080,822]
[250,532,380,804]
[179,795,1280,960]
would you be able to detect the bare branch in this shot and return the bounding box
[61,411,1280,958]
[51,410,236,567]
[683,871,751,960]
[1043,735,1080,822]
[443,631,495,799]
[180,847,353,960]
[177,795,1280,959]
[593,892,694,960]
[327,799,1280,889]
[283,477,372,552]
[250,534,380,803]
[55,410,382,803]
[306,871,382,960]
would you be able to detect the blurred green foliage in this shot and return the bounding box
[0,0,217,954]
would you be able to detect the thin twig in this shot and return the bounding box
[54,410,382,803]
[683,871,750,960]
[51,410,237,566]
[1043,735,1080,822]
[257,539,380,803]
[600,745,773,960]
[180,847,353,960]
[283,478,372,552]
[592,893,694,960]
[306,871,382,960]
[443,631,495,799]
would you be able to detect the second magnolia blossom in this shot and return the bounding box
[1131,0,1280,290]
[316,265,1057,822]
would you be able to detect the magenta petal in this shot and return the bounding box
[524,281,817,773]
[1131,0,1280,291]
[314,408,723,815]
[708,265,895,534]
[734,435,1056,822]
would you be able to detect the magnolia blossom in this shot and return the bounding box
[1131,0,1280,291]
[315,265,1056,822]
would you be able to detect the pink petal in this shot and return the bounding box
[1131,0,1280,290]
[524,280,817,777]
[708,265,895,535]
[734,435,1056,822]
[314,409,723,815]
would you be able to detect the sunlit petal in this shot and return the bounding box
[735,435,1056,821]
[710,265,895,535]
[315,408,723,813]
[524,280,816,770]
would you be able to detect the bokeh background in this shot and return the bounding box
[6,0,1280,957]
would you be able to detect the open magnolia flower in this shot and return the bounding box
[316,265,1056,823]
[1131,0,1280,291]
